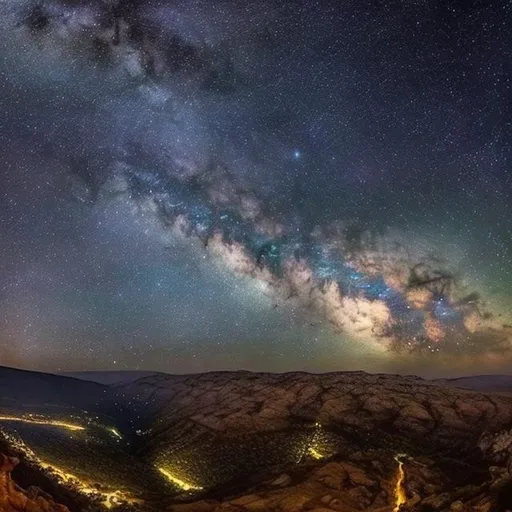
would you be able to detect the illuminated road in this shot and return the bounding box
[0,414,123,441]
[0,415,85,432]
[308,447,324,459]
[106,426,123,440]
[40,460,139,509]
[158,467,203,491]
[393,454,407,512]
[0,414,136,509]
[305,421,326,460]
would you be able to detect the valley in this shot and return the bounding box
[0,367,512,511]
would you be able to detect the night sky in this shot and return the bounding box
[0,0,510,377]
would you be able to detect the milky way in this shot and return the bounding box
[0,0,510,376]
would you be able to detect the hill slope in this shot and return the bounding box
[0,368,512,511]
[0,366,107,408]
[61,370,159,385]
[434,374,512,394]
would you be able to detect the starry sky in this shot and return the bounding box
[0,0,510,377]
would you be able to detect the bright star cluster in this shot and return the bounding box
[0,0,510,376]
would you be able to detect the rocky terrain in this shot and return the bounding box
[0,453,69,512]
[1,367,512,511]
[114,371,512,511]
[168,454,512,512]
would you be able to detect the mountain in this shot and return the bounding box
[61,371,160,386]
[0,452,69,512]
[0,367,512,511]
[0,365,108,409]
[434,375,512,394]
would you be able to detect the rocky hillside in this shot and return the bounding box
[0,366,110,412]
[117,371,512,450]
[1,369,512,511]
[114,371,512,511]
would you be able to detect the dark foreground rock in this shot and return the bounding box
[0,454,69,512]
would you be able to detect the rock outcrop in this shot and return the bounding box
[0,454,69,512]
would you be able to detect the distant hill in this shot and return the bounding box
[0,366,131,423]
[434,374,512,393]
[61,370,159,385]
[62,369,512,394]
[0,366,107,408]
